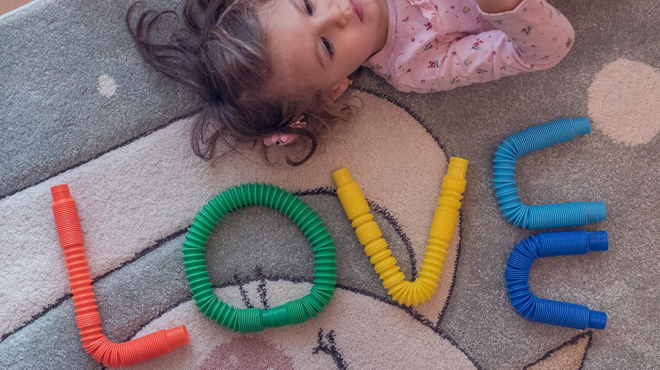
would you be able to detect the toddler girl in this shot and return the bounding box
[127,0,574,164]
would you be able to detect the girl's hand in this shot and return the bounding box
[476,0,524,14]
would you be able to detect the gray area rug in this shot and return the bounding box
[1,0,659,369]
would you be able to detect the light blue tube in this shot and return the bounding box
[493,117,606,229]
[505,231,608,330]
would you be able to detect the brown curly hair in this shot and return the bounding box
[126,0,361,165]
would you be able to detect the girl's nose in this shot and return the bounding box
[322,4,349,28]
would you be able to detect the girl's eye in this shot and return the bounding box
[303,0,313,15]
[322,38,334,57]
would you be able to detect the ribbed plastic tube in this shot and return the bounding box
[493,117,606,229]
[505,231,608,330]
[332,157,468,306]
[50,185,190,368]
[182,183,337,333]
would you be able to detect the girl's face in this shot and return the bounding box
[261,0,389,96]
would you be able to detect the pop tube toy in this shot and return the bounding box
[493,117,606,229]
[505,231,608,330]
[333,157,468,306]
[183,183,337,332]
[50,184,190,368]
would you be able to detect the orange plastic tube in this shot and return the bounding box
[50,184,189,368]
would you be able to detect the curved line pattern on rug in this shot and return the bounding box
[523,332,593,370]
[0,109,202,202]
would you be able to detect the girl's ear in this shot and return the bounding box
[326,77,352,102]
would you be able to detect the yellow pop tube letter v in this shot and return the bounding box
[333,158,468,306]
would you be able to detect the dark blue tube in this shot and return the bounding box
[493,117,606,229]
[505,231,608,330]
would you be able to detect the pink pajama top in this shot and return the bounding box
[364,0,575,92]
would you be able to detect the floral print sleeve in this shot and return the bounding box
[393,0,575,93]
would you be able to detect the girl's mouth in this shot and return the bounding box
[349,0,364,22]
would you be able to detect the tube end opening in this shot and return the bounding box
[572,117,591,136]
[447,157,469,178]
[164,326,190,350]
[584,202,607,223]
[587,231,609,251]
[51,184,71,202]
[588,310,607,330]
[332,168,353,187]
